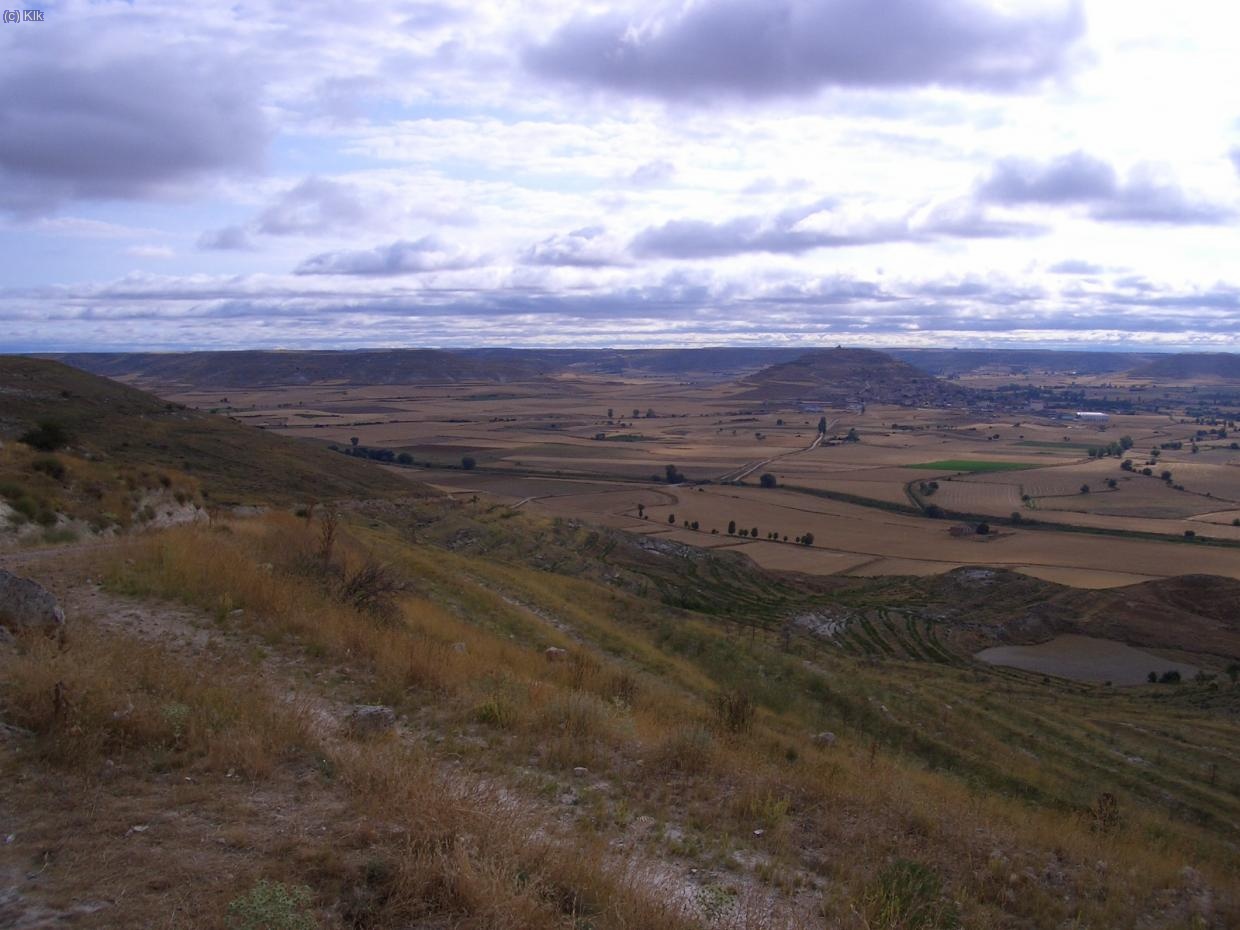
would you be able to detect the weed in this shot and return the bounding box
[859,859,959,930]
[226,879,317,930]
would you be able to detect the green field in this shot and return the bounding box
[909,459,1038,473]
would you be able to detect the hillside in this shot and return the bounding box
[887,348,1154,377]
[55,347,837,388]
[3,499,1238,928]
[734,347,975,406]
[1129,352,1240,381]
[53,348,559,389]
[0,357,419,505]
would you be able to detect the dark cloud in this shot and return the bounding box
[1047,259,1105,275]
[0,49,266,216]
[294,236,479,275]
[977,153,1231,224]
[257,178,372,235]
[1090,170,1233,224]
[629,160,676,186]
[978,151,1116,204]
[631,196,1039,259]
[526,0,1085,100]
[197,226,256,252]
[520,226,626,267]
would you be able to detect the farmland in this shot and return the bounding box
[149,364,1240,590]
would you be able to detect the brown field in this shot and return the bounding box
[166,376,1240,589]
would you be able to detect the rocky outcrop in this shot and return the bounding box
[0,570,65,640]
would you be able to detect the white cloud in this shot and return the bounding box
[5,0,1240,349]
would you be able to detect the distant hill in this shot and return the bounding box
[52,347,815,388]
[733,348,975,406]
[1129,352,1240,381]
[887,349,1155,377]
[52,349,560,389]
[0,357,420,505]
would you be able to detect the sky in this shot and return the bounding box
[3,0,1240,352]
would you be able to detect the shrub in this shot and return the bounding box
[712,689,755,734]
[461,456,476,470]
[975,523,989,535]
[227,880,317,930]
[860,859,958,930]
[18,420,70,452]
[30,456,67,482]
[653,724,714,774]
[1159,670,1182,684]
[337,561,401,622]
[759,473,777,488]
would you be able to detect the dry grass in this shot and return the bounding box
[5,510,1230,928]
[0,626,314,777]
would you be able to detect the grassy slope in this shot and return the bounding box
[0,356,418,505]
[3,500,1239,927]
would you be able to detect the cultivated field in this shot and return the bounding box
[160,374,1240,589]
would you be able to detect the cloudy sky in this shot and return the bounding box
[4,0,1240,351]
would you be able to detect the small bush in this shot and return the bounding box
[227,880,317,930]
[30,456,67,482]
[336,561,401,622]
[712,689,755,735]
[18,420,70,452]
[652,724,714,774]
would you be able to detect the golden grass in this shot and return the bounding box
[45,510,1236,928]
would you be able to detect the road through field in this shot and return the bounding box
[716,426,830,483]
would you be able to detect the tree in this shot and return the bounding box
[668,513,676,524]
[801,532,814,546]
[845,427,860,442]
[817,416,827,435]
[607,408,613,419]
[637,502,645,518]
[727,520,736,535]
[1159,670,1181,684]
[759,473,777,488]
[1226,662,1240,685]
[976,523,990,535]
[1080,484,1090,494]
[461,456,476,470]
[751,526,758,538]
[350,436,359,448]
[665,464,685,484]
[396,452,413,465]
[18,420,69,452]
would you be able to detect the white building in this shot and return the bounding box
[1075,411,1110,423]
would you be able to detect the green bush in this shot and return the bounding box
[227,880,317,930]
[18,420,70,452]
[31,456,67,481]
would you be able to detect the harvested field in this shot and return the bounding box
[1013,566,1162,589]
[976,634,1199,685]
